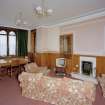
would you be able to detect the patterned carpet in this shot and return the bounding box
[0,76,105,105]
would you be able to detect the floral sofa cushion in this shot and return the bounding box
[24,63,48,74]
[97,74,105,97]
[18,72,96,105]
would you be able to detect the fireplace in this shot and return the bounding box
[71,56,97,84]
[71,56,98,84]
[82,61,93,76]
[80,56,96,78]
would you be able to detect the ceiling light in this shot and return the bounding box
[35,0,53,17]
[15,12,28,26]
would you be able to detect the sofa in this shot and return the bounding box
[97,74,105,98]
[18,71,96,105]
[24,62,47,72]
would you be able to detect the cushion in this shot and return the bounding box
[24,63,48,74]
[101,74,105,77]
[24,63,39,73]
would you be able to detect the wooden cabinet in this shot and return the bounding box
[60,34,73,58]
[72,55,80,72]
[60,34,73,73]
[65,58,72,73]
[55,67,65,74]
[65,55,80,73]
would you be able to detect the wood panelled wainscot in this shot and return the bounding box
[96,56,105,75]
[35,52,79,73]
[34,52,105,76]
[35,52,60,69]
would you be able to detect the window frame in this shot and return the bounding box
[0,28,17,57]
[8,31,17,56]
[0,30,7,56]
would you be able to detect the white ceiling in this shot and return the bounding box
[0,0,105,30]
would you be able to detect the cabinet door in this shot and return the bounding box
[72,55,80,72]
[60,34,73,58]
[65,55,80,73]
[65,59,72,73]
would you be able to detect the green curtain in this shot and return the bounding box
[17,29,28,56]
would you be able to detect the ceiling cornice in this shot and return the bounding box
[36,8,105,29]
[0,24,30,30]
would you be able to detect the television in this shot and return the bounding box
[56,58,66,67]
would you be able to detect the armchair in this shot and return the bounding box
[97,74,105,97]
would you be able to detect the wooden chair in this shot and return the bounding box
[8,60,20,77]
[0,63,11,77]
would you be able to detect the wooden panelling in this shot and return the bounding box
[35,52,76,73]
[72,54,80,72]
[96,56,105,75]
[60,34,73,58]
[65,58,72,73]
[47,53,60,69]
[65,55,80,73]
[35,52,60,69]
[34,52,105,75]
[35,53,46,66]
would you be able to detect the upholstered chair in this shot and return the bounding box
[24,62,49,75]
[97,74,105,97]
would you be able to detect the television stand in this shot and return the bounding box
[55,67,65,74]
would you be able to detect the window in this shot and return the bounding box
[9,31,16,55]
[0,30,16,56]
[0,30,7,56]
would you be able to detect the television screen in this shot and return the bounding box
[56,58,65,67]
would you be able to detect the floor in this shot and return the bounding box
[0,76,105,105]
[0,76,52,105]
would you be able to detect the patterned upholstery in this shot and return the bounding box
[24,63,48,75]
[97,74,105,97]
[18,72,96,105]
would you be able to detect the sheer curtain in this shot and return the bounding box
[0,30,7,56]
[9,31,16,55]
[0,35,7,56]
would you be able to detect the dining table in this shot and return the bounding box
[0,57,28,77]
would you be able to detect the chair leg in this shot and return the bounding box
[7,66,12,77]
[0,67,1,80]
[19,64,25,73]
[10,68,12,77]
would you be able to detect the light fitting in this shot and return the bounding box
[15,12,28,26]
[35,0,53,17]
